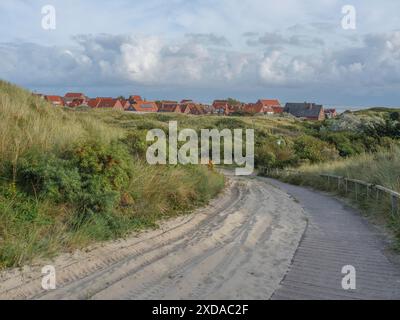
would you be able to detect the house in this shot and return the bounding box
[180,103,194,114]
[64,93,88,106]
[324,108,337,119]
[118,99,132,110]
[88,98,124,110]
[284,102,325,121]
[45,95,65,106]
[129,95,143,104]
[246,99,283,114]
[132,101,158,113]
[181,99,194,104]
[181,103,206,115]
[158,103,182,113]
[88,98,102,108]
[212,100,231,115]
[69,99,87,107]
[97,98,124,110]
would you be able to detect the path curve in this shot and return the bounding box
[264,177,400,300]
[2,174,399,300]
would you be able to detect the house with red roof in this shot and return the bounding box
[64,93,88,106]
[132,101,158,113]
[246,99,283,115]
[183,103,207,115]
[158,103,182,113]
[45,95,65,106]
[88,98,123,110]
[68,99,88,107]
[129,95,143,104]
[212,100,231,115]
[118,99,132,110]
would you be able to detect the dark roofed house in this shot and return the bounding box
[284,102,325,121]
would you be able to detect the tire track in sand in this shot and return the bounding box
[0,173,307,300]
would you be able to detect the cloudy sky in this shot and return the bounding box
[1,0,400,107]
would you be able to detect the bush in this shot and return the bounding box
[16,141,134,222]
[293,135,338,163]
[121,130,148,158]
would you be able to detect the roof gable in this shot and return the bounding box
[284,102,324,118]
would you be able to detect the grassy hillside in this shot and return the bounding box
[0,81,224,268]
[1,80,399,267]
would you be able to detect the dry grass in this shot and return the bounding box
[0,81,224,268]
[0,81,123,177]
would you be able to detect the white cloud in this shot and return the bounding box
[1,1,400,104]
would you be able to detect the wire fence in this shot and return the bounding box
[260,167,400,216]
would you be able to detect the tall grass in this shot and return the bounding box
[273,146,400,247]
[0,81,122,178]
[0,81,224,268]
[297,145,400,192]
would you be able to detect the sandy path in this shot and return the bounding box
[0,173,306,300]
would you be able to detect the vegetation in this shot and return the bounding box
[268,145,400,246]
[0,81,224,268]
[1,79,399,267]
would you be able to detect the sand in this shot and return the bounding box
[0,172,306,300]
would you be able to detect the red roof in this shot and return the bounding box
[258,99,281,107]
[245,99,282,114]
[212,100,229,108]
[88,98,123,110]
[118,99,131,110]
[88,98,102,108]
[158,103,182,113]
[97,98,123,109]
[133,101,158,113]
[45,95,64,105]
[69,99,86,107]
[129,95,143,103]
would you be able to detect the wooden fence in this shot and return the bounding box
[260,168,400,216]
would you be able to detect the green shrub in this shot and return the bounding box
[293,135,338,163]
[16,141,134,222]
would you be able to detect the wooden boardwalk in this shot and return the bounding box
[263,178,400,300]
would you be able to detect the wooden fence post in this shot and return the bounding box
[355,182,358,200]
[391,195,398,216]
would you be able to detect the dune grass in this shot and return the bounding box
[271,146,400,247]
[0,81,224,268]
